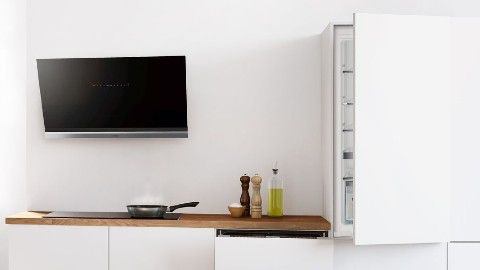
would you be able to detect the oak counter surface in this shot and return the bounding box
[5,212,330,231]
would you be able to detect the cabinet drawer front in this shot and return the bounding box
[110,227,214,270]
[448,243,480,270]
[9,225,108,270]
[215,237,333,270]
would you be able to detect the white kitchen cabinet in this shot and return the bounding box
[450,18,480,241]
[215,233,333,270]
[109,227,214,270]
[335,239,447,270]
[8,225,108,270]
[448,243,480,270]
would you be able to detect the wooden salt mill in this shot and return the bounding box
[240,174,251,217]
[250,174,262,219]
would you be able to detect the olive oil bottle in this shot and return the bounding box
[267,162,284,217]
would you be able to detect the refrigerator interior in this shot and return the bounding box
[333,25,354,236]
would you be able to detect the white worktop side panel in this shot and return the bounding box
[321,23,335,234]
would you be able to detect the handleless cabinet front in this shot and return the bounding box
[8,225,108,270]
[215,230,333,270]
[109,227,215,270]
[448,243,480,270]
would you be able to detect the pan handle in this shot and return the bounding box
[168,202,199,212]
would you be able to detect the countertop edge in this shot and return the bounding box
[5,212,331,231]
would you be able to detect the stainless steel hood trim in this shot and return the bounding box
[45,131,188,138]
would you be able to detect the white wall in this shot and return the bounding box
[19,1,480,270]
[26,0,464,214]
[0,0,26,269]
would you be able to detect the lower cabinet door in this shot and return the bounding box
[110,227,215,270]
[215,235,333,270]
[448,243,480,270]
[8,225,108,270]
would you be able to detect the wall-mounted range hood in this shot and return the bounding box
[36,56,188,138]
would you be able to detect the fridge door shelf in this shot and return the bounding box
[343,152,354,159]
[344,180,354,224]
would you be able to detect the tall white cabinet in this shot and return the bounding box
[323,13,480,246]
[450,18,480,242]
[448,17,480,270]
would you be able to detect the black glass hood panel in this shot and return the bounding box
[36,56,187,138]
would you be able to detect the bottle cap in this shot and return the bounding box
[273,161,279,174]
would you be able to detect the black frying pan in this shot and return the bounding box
[127,202,199,218]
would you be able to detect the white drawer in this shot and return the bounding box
[448,242,480,270]
[215,230,333,270]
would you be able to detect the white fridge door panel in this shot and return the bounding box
[354,13,451,245]
[451,18,480,241]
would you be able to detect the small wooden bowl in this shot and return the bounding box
[228,206,246,218]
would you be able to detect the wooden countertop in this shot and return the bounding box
[5,212,331,231]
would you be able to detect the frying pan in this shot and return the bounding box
[127,202,199,218]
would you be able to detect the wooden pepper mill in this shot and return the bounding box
[240,174,251,217]
[250,174,262,219]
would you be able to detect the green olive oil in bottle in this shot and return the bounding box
[267,162,284,217]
